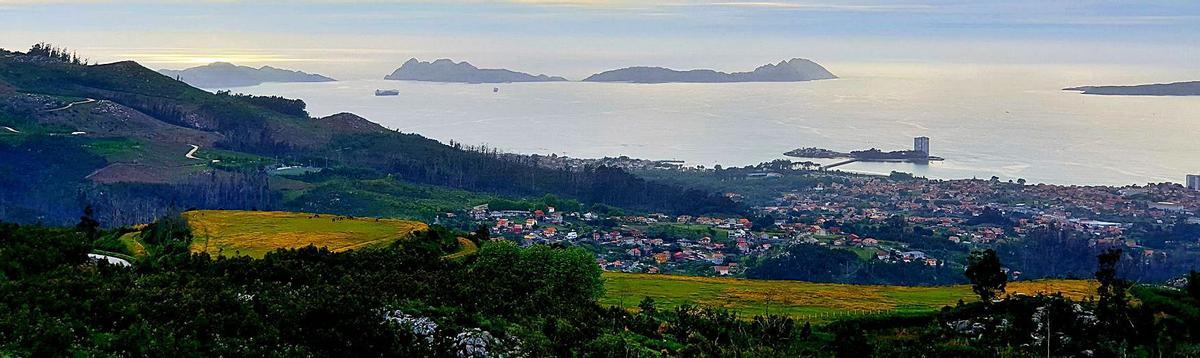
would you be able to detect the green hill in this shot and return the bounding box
[0,45,739,226]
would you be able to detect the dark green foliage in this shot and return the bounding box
[1189,270,1200,302]
[747,243,965,285]
[486,194,582,213]
[0,220,843,356]
[748,244,861,282]
[1095,248,1133,347]
[0,223,89,280]
[831,323,870,358]
[221,91,309,117]
[27,43,85,64]
[74,205,100,241]
[467,241,604,318]
[139,213,193,258]
[965,249,1006,303]
[965,206,1014,227]
[466,224,490,244]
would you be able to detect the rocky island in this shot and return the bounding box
[385,58,567,83]
[1064,81,1200,96]
[158,62,335,88]
[583,58,836,83]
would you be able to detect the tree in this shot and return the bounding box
[1096,249,1132,342]
[832,323,871,358]
[467,224,489,244]
[964,249,1007,303]
[1188,270,1200,302]
[75,205,100,242]
[638,297,657,315]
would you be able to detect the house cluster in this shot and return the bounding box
[764,176,1200,255]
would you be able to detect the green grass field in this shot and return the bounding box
[602,272,1096,323]
[184,210,428,258]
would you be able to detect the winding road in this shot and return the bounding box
[42,98,97,113]
[186,144,200,160]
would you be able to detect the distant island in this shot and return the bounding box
[785,146,942,169]
[1064,81,1200,96]
[385,58,567,83]
[158,62,335,88]
[582,58,836,83]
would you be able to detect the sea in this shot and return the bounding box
[216,63,1200,187]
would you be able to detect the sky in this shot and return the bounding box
[1,0,1198,79]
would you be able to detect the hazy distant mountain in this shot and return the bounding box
[1064,81,1200,96]
[583,58,837,83]
[385,58,567,83]
[158,62,335,88]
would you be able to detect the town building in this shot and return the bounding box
[914,136,930,155]
[1187,174,1200,191]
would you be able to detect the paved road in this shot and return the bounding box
[186,144,200,159]
[87,253,132,267]
[42,98,97,113]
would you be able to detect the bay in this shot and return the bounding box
[218,63,1200,186]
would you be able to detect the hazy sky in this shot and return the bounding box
[2,0,1198,79]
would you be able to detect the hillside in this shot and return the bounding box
[159,62,336,88]
[0,47,739,226]
[385,58,568,83]
[183,210,427,258]
[602,272,1095,322]
[584,58,837,83]
[1065,80,1200,96]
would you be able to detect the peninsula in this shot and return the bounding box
[385,58,567,83]
[582,58,836,83]
[1064,81,1200,96]
[158,62,335,88]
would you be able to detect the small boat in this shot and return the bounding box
[493,87,499,93]
[375,89,399,96]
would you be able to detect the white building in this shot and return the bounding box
[1188,174,1200,191]
[914,136,930,155]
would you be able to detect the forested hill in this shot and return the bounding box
[0,46,738,225]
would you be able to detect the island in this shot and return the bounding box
[785,146,943,169]
[582,58,836,83]
[384,58,568,83]
[158,62,335,88]
[1064,81,1200,96]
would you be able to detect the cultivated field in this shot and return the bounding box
[184,210,427,258]
[601,272,1096,323]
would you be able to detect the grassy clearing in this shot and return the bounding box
[184,210,427,258]
[444,237,479,261]
[118,232,147,257]
[601,272,1096,323]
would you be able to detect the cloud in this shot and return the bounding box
[696,1,934,12]
[1016,15,1200,26]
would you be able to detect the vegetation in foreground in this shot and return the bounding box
[5,210,1200,356]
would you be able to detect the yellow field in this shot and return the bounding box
[184,210,427,258]
[602,272,1096,322]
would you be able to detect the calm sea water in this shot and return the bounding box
[219,63,1200,186]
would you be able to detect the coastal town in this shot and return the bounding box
[445,164,1200,282]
